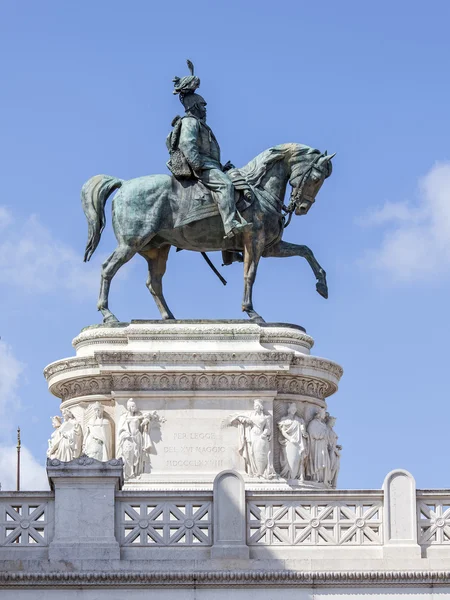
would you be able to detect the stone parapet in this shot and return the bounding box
[1,466,449,564]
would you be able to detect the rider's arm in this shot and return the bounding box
[178,117,202,171]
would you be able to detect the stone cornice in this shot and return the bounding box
[72,321,314,351]
[47,456,124,489]
[1,570,450,587]
[44,351,342,401]
[43,322,343,402]
[44,353,342,380]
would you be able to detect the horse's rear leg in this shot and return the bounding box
[98,244,137,323]
[141,245,174,320]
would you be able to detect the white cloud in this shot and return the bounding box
[0,446,48,491]
[357,200,424,227]
[0,342,48,490]
[0,206,13,230]
[0,211,100,298]
[360,162,450,282]
[0,341,23,430]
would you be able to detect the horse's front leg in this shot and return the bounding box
[241,229,266,322]
[263,240,328,299]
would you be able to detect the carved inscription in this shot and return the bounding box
[163,431,225,470]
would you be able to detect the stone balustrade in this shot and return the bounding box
[0,492,54,552]
[1,461,450,565]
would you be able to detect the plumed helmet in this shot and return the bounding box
[173,59,205,111]
[173,59,200,94]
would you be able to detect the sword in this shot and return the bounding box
[176,248,227,286]
[201,252,227,286]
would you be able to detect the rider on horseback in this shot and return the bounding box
[167,61,252,239]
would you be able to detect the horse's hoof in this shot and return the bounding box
[244,309,266,323]
[103,314,120,324]
[316,282,328,299]
[252,316,266,324]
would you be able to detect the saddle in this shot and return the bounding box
[168,169,253,230]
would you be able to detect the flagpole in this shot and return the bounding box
[16,427,21,492]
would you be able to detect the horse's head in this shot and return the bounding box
[288,151,334,216]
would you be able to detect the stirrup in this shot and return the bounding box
[223,221,253,239]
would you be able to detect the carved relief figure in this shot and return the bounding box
[277,403,309,481]
[83,402,112,461]
[47,415,62,458]
[47,409,83,461]
[228,399,275,478]
[117,398,164,480]
[325,413,341,488]
[307,408,330,485]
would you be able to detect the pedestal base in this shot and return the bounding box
[44,321,343,489]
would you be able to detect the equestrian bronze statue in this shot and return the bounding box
[82,61,334,323]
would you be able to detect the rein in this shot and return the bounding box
[282,153,322,228]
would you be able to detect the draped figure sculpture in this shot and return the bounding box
[47,416,62,459]
[228,399,275,479]
[83,402,112,461]
[325,413,341,488]
[277,403,309,481]
[47,409,83,462]
[307,408,330,485]
[117,398,164,480]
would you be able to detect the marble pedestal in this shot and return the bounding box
[44,320,343,490]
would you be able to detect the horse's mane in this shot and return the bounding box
[239,143,320,187]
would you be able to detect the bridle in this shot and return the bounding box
[282,153,325,228]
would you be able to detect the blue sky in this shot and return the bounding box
[1,0,450,490]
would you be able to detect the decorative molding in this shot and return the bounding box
[43,357,99,379]
[94,351,295,365]
[277,376,329,397]
[2,570,450,587]
[49,372,337,401]
[292,355,344,379]
[72,322,314,345]
[72,324,262,348]
[44,352,342,380]
[47,457,122,468]
[55,377,113,401]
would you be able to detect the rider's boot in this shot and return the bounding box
[222,209,253,239]
[223,219,252,239]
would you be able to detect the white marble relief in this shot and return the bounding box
[117,398,165,480]
[47,415,62,459]
[227,399,275,479]
[83,402,112,461]
[277,402,309,482]
[306,407,330,484]
[325,412,341,488]
[47,409,82,461]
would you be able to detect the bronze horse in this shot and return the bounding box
[82,143,334,323]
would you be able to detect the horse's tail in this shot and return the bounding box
[81,175,123,262]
